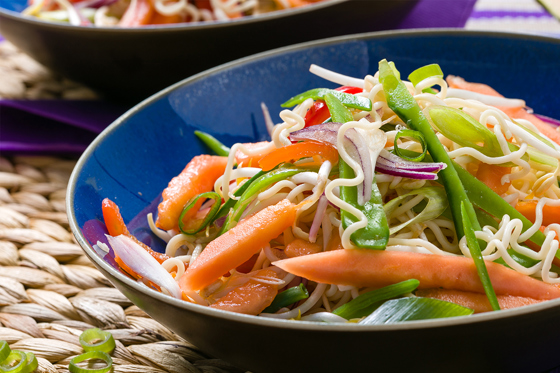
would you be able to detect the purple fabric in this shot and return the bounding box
[470,10,553,19]
[0,100,128,154]
[397,0,477,29]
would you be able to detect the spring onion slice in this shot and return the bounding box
[333,279,420,320]
[0,350,27,373]
[393,129,427,162]
[408,63,443,87]
[69,351,112,373]
[79,328,116,354]
[21,353,37,373]
[281,88,372,111]
[194,131,230,157]
[461,201,500,311]
[178,192,222,235]
[262,283,309,314]
[359,297,474,325]
[0,342,10,364]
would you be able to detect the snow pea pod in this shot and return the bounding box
[325,92,389,249]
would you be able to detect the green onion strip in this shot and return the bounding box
[393,129,427,162]
[69,351,112,373]
[178,192,222,235]
[0,350,27,373]
[79,328,116,354]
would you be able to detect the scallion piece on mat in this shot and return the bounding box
[21,353,37,373]
[359,297,474,325]
[69,351,112,373]
[333,279,420,320]
[194,131,230,157]
[0,350,27,373]
[0,342,10,365]
[79,328,116,354]
[262,283,309,314]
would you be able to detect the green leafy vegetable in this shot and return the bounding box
[194,131,230,157]
[384,186,448,235]
[359,297,474,325]
[333,279,420,320]
[281,88,372,111]
[263,283,309,313]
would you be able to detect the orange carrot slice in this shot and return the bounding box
[102,198,169,264]
[156,155,228,231]
[446,75,503,97]
[119,0,154,27]
[234,141,272,167]
[285,238,322,258]
[416,288,543,313]
[150,12,183,24]
[499,106,560,147]
[259,140,338,171]
[475,163,511,195]
[209,268,279,315]
[515,200,560,227]
[274,249,560,300]
[180,199,296,291]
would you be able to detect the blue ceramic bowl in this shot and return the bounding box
[68,30,560,373]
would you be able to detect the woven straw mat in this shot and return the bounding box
[0,41,247,373]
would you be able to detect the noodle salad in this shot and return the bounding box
[22,0,324,27]
[99,59,560,324]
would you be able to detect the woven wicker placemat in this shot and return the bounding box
[0,42,245,373]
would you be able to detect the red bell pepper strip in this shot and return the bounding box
[303,86,363,127]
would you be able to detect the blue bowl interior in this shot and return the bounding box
[72,31,560,270]
[0,0,24,13]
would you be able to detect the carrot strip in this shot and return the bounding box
[234,141,271,167]
[209,268,279,315]
[515,200,560,227]
[416,289,543,313]
[156,155,228,231]
[499,106,560,147]
[475,163,511,195]
[446,75,503,97]
[285,238,322,258]
[180,199,296,291]
[273,249,560,300]
[119,0,154,27]
[259,140,338,171]
[102,198,169,264]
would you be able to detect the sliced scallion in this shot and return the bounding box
[359,297,474,325]
[69,351,112,373]
[408,63,443,87]
[0,342,10,365]
[178,192,222,235]
[79,328,116,354]
[194,131,230,157]
[393,129,427,162]
[262,283,309,314]
[461,201,500,311]
[0,350,27,373]
[21,353,37,373]
[333,279,420,320]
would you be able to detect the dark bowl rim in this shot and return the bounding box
[67,28,560,332]
[0,0,344,33]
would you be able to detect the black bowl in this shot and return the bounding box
[0,0,431,102]
[67,29,560,373]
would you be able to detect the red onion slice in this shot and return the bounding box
[309,195,328,243]
[106,235,182,299]
[376,159,439,180]
[536,114,560,128]
[290,122,372,205]
[378,149,445,172]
